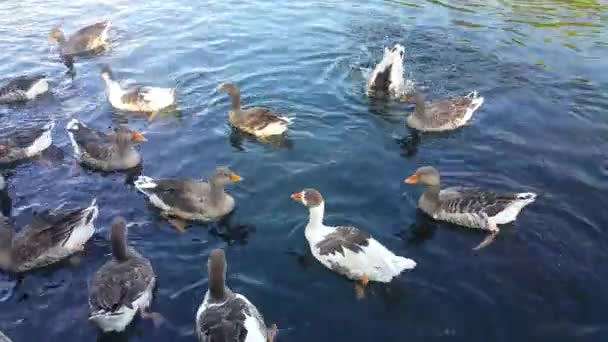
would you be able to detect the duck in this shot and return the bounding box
[0,330,12,342]
[217,83,291,138]
[89,217,159,332]
[402,92,484,132]
[0,121,54,164]
[101,66,176,117]
[48,21,110,68]
[367,44,407,99]
[66,119,146,172]
[405,166,537,250]
[196,248,276,342]
[0,75,49,104]
[134,167,242,232]
[291,189,416,298]
[0,199,98,272]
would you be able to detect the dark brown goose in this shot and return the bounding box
[48,21,110,68]
[0,75,49,104]
[0,122,54,164]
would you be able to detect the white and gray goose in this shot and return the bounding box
[366,44,407,99]
[0,121,54,164]
[405,166,537,250]
[196,248,276,342]
[0,75,49,104]
[0,198,98,273]
[88,217,159,332]
[291,189,416,298]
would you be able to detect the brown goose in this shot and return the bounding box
[402,92,484,131]
[0,122,54,164]
[196,249,276,342]
[134,167,242,232]
[88,217,159,332]
[217,83,291,137]
[291,188,416,298]
[405,166,536,249]
[66,118,145,171]
[48,21,110,68]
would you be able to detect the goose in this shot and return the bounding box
[367,44,407,99]
[196,248,276,342]
[48,21,110,68]
[0,330,12,342]
[0,121,54,164]
[89,217,160,332]
[0,75,49,104]
[217,83,291,138]
[402,92,484,131]
[66,118,146,171]
[405,166,537,250]
[101,66,176,117]
[291,189,416,298]
[134,167,241,232]
[0,199,98,272]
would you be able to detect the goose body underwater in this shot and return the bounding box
[367,44,408,99]
[405,166,537,249]
[0,75,49,104]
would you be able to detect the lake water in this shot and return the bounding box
[1,0,607,341]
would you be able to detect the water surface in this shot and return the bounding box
[0,0,607,341]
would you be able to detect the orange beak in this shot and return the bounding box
[132,131,147,142]
[405,174,419,184]
[230,172,242,182]
[291,192,303,201]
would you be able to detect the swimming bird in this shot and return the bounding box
[89,217,159,332]
[367,44,407,99]
[291,189,416,298]
[0,75,49,104]
[0,330,12,342]
[48,21,110,68]
[217,83,291,138]
[0,121,54,164]
[134,167,242,232]
[66,119,146,172]
[101,66,176,118]
[402,92,484,131]
[405,166,537,250]
[196,249,277,342]
[0,199,98,272]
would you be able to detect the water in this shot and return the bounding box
[0,0,607,341]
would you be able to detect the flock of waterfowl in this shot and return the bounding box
[0,20,539,342]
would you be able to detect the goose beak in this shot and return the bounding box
[230,172,242,182]
[291,192,303,202]
[132,131,147,142]
[405,174,419,184]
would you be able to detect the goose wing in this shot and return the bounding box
[141,179,209,213]
[241,108,289,131]
[121,86,152,106]
[198,295,250,342]
[439,187,520,216]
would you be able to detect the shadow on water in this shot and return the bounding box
[228,128,293,151]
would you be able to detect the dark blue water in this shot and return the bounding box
[1,0,608,341]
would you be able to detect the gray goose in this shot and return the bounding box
[291,188,416,298]
[0,199,98,272]
[0,75,49,104]
[134,167,242,232]
[217,83,291,137]
[48,21,110,68]
[88,217,159,332]
[66,118,146,171]
[402,92,484,132]
[196,248,276,342]
[405,166,536,249]
[0,122,54,164]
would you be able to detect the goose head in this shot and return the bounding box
[291,188,324,208]
[48,26,66,44]
[405,166,440,186]
[210,167,242,187]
